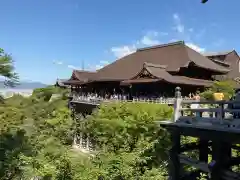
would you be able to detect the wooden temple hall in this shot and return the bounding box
[64,41,240,99]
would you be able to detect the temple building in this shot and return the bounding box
[55,79,70,88]
[64,41,240,98]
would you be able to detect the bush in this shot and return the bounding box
[32,86,69,101]
[1,91,173,179]
[83,102,173,152]
[78,102,173,179]
[201,80,236,100]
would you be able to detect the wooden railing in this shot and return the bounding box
[173,87,240,129]
[71,94,192,105]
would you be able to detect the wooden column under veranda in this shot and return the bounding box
[161,87,240,180]
[70,102,95,152]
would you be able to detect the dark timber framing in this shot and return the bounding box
[161,87,240,180]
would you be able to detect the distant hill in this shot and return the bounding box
[0,81,48,89]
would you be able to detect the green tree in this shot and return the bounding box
[201,80,236,100]
[0,48,19,87]
[32,85,69,101]
[0,86,174,179]
[0,89,75,179]
[80,102,173,179]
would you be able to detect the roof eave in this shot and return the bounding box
[183,61,230,74]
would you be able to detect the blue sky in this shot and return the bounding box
[1,0,240,84]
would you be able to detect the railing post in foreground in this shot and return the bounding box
[173,87,182,122]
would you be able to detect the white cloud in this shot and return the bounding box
[88,61,109,71]
[171,13,206,53]
[173,13,184,33]
[86,64,104,71]
[95,65,104,70]
[111,45,137,58]
[108,13,215,59]
[188,28,194,32]
[173,13,179,20]
[53,60,82,70]
[67,65,79,69]
[100,60,110,65]
[195,29,206,39]
[186,43,205,53]
[140,31,160,46]
[141,36,160,46]
[212,39,224,47]
[146,31,159,37]
[169,39,179,42]
[110,31,161,58]
[53,60,63,65]
[159,32,168,36]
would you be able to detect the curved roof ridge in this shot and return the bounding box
[67,70,96,81]
[74,70,96,73]
[184,45,230,73]
[203,50,234,57]
[137,41,184,52]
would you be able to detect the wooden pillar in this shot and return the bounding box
[79,132,83,148]
[73,134,77,147]
[210,140,231,180]
[199,110,208,164]
[199,139,209,163]
[169,129,181,180]
[129,85,133,100]
[86,133,90,150]
[210,141,222,180]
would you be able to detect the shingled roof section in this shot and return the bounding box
[204,50,240,80]
[55,79,69,87]
[93,41,229,82]
[64,70,96,85]
[203,50,234,57]
[121,62,213,87]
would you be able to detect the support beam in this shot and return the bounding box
[210,141,232,179]
[179,154,210,173]
[199,139,209,163]
[169,130,181,180]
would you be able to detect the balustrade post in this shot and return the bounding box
[219,103,224,124]
[173,87,182,122]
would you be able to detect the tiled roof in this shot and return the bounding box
[121,62,213,87]
[91,41,229,82]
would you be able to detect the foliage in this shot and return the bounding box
[200,80,236,100]
[0,88,75,179]
[0,48,19,87]
[80,102,173,179]
[0,90,173,180]
[32,85,69,101]
[84,103,172,152]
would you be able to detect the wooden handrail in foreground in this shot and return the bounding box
[173,87,240,129]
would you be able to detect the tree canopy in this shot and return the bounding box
[200,80,236,100]
[0,48,19,86]
[1,84,239,179]
[0,88,173,179]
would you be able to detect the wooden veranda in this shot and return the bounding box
[161,87,240,180]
